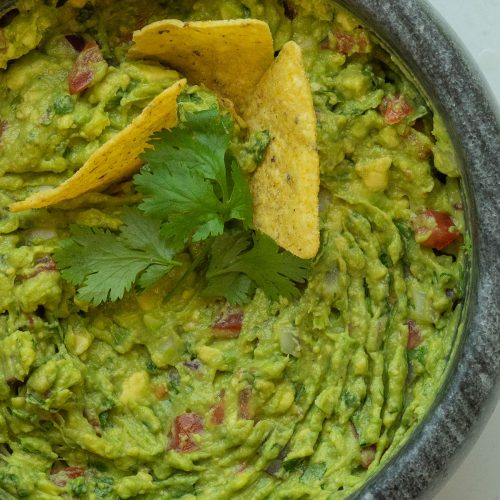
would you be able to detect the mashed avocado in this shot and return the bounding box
[0,0,465,499]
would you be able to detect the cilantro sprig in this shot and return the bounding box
[54,105,310,306]
[55,209,180,304]
[135,109,253,247]
[203,230,310,304]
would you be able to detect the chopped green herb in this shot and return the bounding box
[53,95,74,115]
[283,458,304,473]
[408,345,427,364]
[94,476,114,498]
[300,462,327,483]
[70,477,87,496]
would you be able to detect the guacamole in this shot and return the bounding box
[0,1,466,499]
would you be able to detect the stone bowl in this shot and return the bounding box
[0,0,498,498]
[336,0,500,498]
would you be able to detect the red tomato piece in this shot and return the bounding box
[380,95,413,124]
[50,466,85,487]
[360,445,376,469]
[65,466,85,479]
[414,210,461,250]
[68,40,104,95]
[335,31,355,54]
[27,256,58,279]
[357,31,369,52]
[172,413,204,453]
[238,387,254,420]
[211,397,225,425]
[407,320,422,350]
[212,311,244,338]
[332,30,370,55]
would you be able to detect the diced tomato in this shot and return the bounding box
[212,310,243,338]
[380,95,413,124]
[211,397,225,425]
[407,320,422,349]
[326,30,370,55]
[360,445,376,469]
[51,465,85,487]
[65,466,85,479]
[36,255,57,269]
[68,40,104,95]
[357,31,369,53]
[27,256,58,279]
[413,210,461,250]
[238,387,253,420]
[335,31,355,54]
[171,413,204,453]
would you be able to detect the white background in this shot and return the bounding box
[423,0,500,499]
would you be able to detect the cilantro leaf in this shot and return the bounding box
[54,209,179,305]
[205,230,311,303]
[202,272,255,305]
[134,166,225,245]
[227,160,253,224]
[134,108,253,248]
[142,108,231,193]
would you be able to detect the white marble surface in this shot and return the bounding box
[424,0,500,499]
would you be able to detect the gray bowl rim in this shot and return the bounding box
[1,0,499,498]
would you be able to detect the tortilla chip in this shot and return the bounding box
[10,79,187,212]
[128,19,274,110]
[243,41,320,260]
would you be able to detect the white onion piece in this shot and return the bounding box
[413,290,427,320]
[26,229,58,242]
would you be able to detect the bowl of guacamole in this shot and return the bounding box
[0,0,498,499]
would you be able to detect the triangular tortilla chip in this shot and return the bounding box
[243,41,320,259]
[128,19,274,110]
[10,79,186,212]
